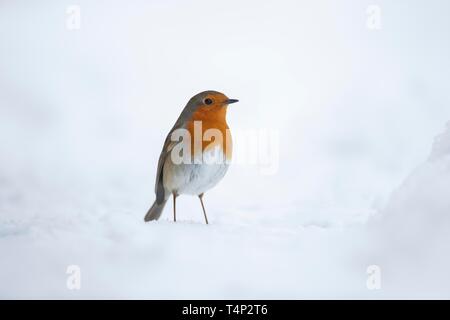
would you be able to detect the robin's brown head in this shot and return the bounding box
[186,91,238,113]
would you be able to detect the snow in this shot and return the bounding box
[1,0,450,298]
[370,123,450,298]
[2,127,449,299]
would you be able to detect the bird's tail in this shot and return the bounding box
[144,200,167,222]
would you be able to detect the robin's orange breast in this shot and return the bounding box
[185,104,232,161]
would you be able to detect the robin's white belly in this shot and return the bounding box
[163,146,229,196]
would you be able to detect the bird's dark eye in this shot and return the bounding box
[204,98,213,105]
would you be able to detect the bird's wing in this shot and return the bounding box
[154,133,177,204]
[154,106,193,203]
[154,115,189,203]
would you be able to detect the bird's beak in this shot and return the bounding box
[224,99,239,105]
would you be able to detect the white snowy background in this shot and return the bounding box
[1,0,450,298]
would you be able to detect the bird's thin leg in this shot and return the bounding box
[173,192,178,222]
[199,193,209,225]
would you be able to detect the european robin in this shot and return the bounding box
[144,91,238,224]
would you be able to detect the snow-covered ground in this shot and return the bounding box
[370,122,450,298]
[1,0,450,298]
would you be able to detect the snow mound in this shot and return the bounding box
[374,122,450,297]
[429,121,450,160]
